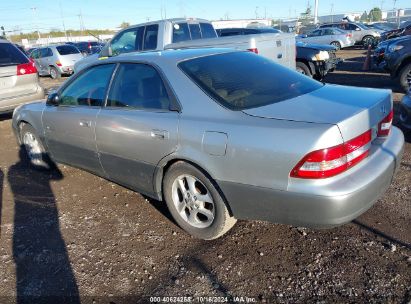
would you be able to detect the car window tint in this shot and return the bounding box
[143,24,158,50]
[107,63,170,110]
[56,45,80,55]
[219,30,241,37]
[0,43,29,66]
[179,52,323,111]
[111,27,142,55]
[30,49,40,59]
[59,64,115,107]
[172,23,191,42]
[323,29,334,35]
[200,23,217,38]
[189,23,201,39]
[347,24,359,31]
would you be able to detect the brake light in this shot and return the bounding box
[290,130,372,179]
[346,33,352,38]
[247,48,259,54]
[16,61,37,76]
[56,61,62,66]
[377,110,393,137]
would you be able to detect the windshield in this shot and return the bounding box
[178,52,323,110]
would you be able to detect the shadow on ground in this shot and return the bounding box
[8,146,80,303]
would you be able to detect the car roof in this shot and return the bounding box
[94,48,238,66]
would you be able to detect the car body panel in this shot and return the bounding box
[297,28,355,48]
[12,49,405,228]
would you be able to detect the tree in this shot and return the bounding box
[360,11,368,22]
[368,7,382,21]
[119,21,130,29]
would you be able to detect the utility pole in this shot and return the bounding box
[59,1,67,40]
[331,3,334,22]
[77,10,85,36]
[314,0,319,24]
[31,7,41,39]
[255,6,259,19]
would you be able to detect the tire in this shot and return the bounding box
[398,63,411,93]
[296,62,312,77]
[20,124,53,170]
[362,36,374,48]
[49,66,60,79]
[330,41,341,50]
[163,161,237,240]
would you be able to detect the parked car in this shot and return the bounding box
[399,88,411,130]
[297,27,355,50]
[366,22,396,32]
[0,40,44,113]
[74,18,296,72]
[295,41,342,79]
[30,45,83,79]
[216,27,341,79]
[319,22,381,47]
[380,24,411,41]
[12,49,404,240]
[71,41,105,56]
[379,36,411,92]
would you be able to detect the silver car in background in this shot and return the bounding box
[30,45,83,79]
[0,39,44,113]
[319,22,381,47]
[297,28,355,50]
[12,49,404,240]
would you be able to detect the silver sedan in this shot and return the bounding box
[12,49,404,239]
[297,28,355,50]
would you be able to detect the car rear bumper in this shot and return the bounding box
[400,94,411,129]
[219,127,404,228]
[0,86,45,113]
[59,66,74,74]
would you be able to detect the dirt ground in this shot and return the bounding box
[0,49,410,304]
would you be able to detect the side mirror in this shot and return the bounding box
[46,92,59,106]
[99,44,112,57]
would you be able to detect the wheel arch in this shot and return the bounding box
[394,56,411,77]
[296,59,314,75]
[153,157,234,216]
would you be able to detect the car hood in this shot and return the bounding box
[296,42,337,51]
[242,84,392,140]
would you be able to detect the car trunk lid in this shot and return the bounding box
[242,84,392,141]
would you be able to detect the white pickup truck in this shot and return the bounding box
[74,18,296,72]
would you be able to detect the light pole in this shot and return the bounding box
[314,0,319,24]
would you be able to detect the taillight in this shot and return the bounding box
[56,61,62,66]
[377,110,393,137]
[247,48,259,54]
[290,130,372,179]
[346,33,352,38]
[16,61,37,76]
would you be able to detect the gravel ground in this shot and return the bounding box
[0,49,410,304]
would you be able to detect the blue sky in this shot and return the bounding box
[1,0,408,33]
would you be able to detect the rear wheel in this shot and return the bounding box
[49,66,60,79]
[362,36,375,48]
[20,124,52,170]
[163,162,236,240]
[296,62,312,77]
[398,63,411,93]
[330,41,341,50]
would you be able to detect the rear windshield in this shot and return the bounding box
[56,45,80,55]
[178,52,323,110]
[0,43,29,67]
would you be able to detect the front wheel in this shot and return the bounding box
[362,36,375,48]
[399,63,411,93]
[296,62,312,77]
[20,124,52,170]
[163,162,236,240]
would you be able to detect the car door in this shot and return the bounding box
[96,62,179,195]
[306,29,322,43]
[322,29,334,44]
[29,49,42,74]
[42,63,116,175]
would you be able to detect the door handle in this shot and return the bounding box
[79,120,91,128]
[151,129,169,140]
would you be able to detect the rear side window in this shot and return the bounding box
[173,23,191,43]
[179,52,323,110]
[189,24,201,40]
[56,45,80,55]
[0,43,29,66]
[143,24,159,50]
[107,63,170,110]
[59,64,115,107]
[200,23,217,38]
